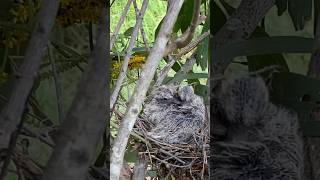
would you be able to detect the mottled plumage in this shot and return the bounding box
[212,75,303,180]
[143,85,205,144]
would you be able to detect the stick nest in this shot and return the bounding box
[133,85,209,179]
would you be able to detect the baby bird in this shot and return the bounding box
[143,85,205,144]
[211,75,303,180]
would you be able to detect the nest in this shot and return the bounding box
[133,85,209,179]
[134,117,209,179]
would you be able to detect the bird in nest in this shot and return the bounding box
[211,75,304,180]
[143,85,206,144]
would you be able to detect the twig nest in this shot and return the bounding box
[143,85,206,144]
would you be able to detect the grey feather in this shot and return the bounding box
[212,75,303,180]
[143,85,205,144]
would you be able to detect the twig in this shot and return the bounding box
[111,0,117,7]
[41,7,108,180]
[0,0,61,168]
[176,30,210,59]
[132,154,148,180]
[110,0,149,112]
[47,44,64,123]
[155,55,177,86]
[164,0,201,56]
[110,1,185,179]
[133,0,150,51]
[110,0,134,50]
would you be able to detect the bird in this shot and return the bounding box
[211,75,304,180]
[143,85,206,144]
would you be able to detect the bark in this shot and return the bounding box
[211,0,275,76]
[0,0,60,171]
[110,0,185,179]
[41,7,108,180]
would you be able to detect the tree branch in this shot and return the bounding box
[110,1,185,179]
[155,55,177,86]
[212,0,275,77]
[132,154,148,180]
[133,0,150,51]
[164,0,201,56]
[0,0,60,169]
[110,0,134,50]
[110,0,149,112]
[176,30,209,59]
[41,7,108,180]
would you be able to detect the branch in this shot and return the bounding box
[155,55,177,86]
[156,31,209,86]
[164,0,201,56]
[176,30,210,59]
[110,0,149,112]
[212,0,275,77]
[0,0,60,168]
[133,0,150,51]
[132,154,148,180]
[41,7,108,180]
[110,1,185,179]
[110,0,134,50]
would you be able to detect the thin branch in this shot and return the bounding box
[132,154,148,180]
[110,1,185,179]
[155,55,177,86]
[110,0,134,50]
[41,7,108,180]
[176,30,210,59]
[133,0,150,51]
[164,0,201,56]
[110,0,149,112]
[47,44,64,123]
[0,0,60,169]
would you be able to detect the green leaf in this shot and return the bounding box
[219,0,236,15]
[196,17,209,70]
[288,0,312,30]
[154,18,163,40]
[214,36,313,63]
[194,84,209,104]
[123,27,134,36]
[211,1,227,35]
[174,0,194,33]
[247,27,289,75]
[275,0,288,16]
